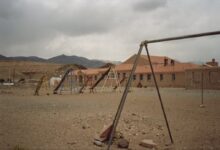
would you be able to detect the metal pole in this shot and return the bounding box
[106,30,220,149]
[146,31,220,44]
[71,71,73,94]
[107,44,144,150]
[13,68,15,83]
[144,43,174,144]
[201,66,204,105]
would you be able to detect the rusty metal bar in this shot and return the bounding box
[201,66,204,105]
[144,43,174,143]
[90,67,111,91]
[145,31,220,44]
[53,68,73,94]
[107,44,144,150]
[71,71,73,94]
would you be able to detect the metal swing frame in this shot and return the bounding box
[107,30,220,150]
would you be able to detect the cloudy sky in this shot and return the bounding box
[0,0,220,62]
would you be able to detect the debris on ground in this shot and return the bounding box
[67,141,76,145]
[114,131,124,139]
[94,133,105,142]
[93,123,127,148]
[93,123,113,147]
[200,104,205,108]
[140,139,157,149]
[82,123,90,130]
[93,140,104,147]
[82,125,87,129]
[162,143,175,150]
[118,139,129,149]
[98,123,113,141]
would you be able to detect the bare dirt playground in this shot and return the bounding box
[0,87,220,150]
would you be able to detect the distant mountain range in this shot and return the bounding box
[0,54,121,68]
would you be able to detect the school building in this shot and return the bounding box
[72,55,220,90]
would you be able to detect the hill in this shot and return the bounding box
[47,54,105,68]
[0,54,114,68]
[0,55,7,60]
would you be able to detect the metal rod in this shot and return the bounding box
[13,68,15,83]
[107,44,144,150]
[71,71,73,94]
[145,31,220,44]
[201,66,204,105]
[144,43,174,144]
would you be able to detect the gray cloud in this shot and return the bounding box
[0,0,130,52]
[0,0,220,63]
[133,0,167,12]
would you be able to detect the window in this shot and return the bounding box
[117,73,120,78]
[160,74,163,81]
[140,74,143,80]
[123,73,126,78]
[133,75,136,80]
[147,74,151,80]
[172,73,175,81]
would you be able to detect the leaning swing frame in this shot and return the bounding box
[107,30,220,150]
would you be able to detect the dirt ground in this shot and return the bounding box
[0,86,220,150]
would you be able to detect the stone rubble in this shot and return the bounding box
[140,139,157,149]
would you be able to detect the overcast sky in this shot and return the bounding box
[0,0,220,62]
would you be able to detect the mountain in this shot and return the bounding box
[9,56,46,62]
[0,55,7,60]
[0,54,116,68]
[48,54,105,68]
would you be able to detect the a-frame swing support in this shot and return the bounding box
[101,67,121,92]
[53,68,74,94]
[107,30,220,150]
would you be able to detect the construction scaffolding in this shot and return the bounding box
[107,30,220,150]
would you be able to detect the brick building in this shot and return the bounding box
[114,55,199,87]
[71,55,220,90]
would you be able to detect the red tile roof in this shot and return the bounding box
[72,55,200,76]
[115,64,133,71]
[72,68,109,75]
[140,55,176,64]
[144,63,198,73]
[115,63,199,74]
[122,54,180,65]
